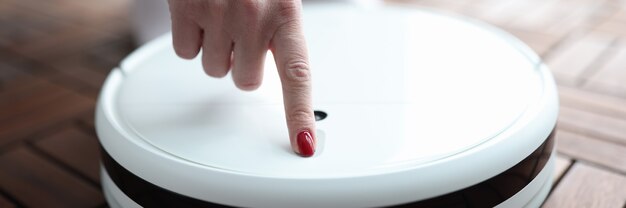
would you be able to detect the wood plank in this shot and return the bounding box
[556,130,626,173]
[610,7,626,22]
[0,0,130,61]
[0,147,103,207]
[504,28,560,56]
[0,62,26,91]
[542,0,609,36]
[559,86,626,120]
[592,7,626,37]
[593,19,626,37]
[0,11,52,48]
[44,35,135,91]
[0,79,68,121]
[81,110,96,128]
[558,106,626,146]
[82,35,135,69]
[408,0,468,11]
[49,59,110,90]
[34,126,101,182]
[506,0,561,31]
[0,194,16,208]
[11,25,111,62]
[0,75,50,106]
[545,33,615,84]
[0,82,94,145]
[46,71,103,99]
[47,0,131,23]
[584,46,626,97]
[543,163,626,208]
[462,0,535,26]
[11,0,130,25]
[553,154,572,183]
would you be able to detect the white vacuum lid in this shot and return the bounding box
[98,3,558,207]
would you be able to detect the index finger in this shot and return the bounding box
[270,19,316,157]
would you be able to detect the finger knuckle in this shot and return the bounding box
[276,0,300,17]
[202,58,229,78]
[234,77,261,91]
[288,108,314,124]
[240,0,262,13]
[181,1,212,21]
[273,0,300,25]
[174,47,196,59]
[204,68,228,78]
[285,60,311,83]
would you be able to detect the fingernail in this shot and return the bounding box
[297,130,315,157]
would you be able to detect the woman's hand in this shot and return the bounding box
[168,0,316,157]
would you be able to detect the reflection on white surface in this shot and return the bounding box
[116,4,543,177]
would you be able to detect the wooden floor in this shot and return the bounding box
[0,0,625,207]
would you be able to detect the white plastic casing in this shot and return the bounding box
[96,3,558,208]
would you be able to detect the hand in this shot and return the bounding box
[168,0,316,157]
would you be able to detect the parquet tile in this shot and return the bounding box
[558,106,626,146]
[504,28,560,56]
[506,0,562,31]
[0,194,15,208]
[0,147,103,207]
[0,76,93,145]
[557,130,626,173]
[593,7,626,37]
[543,163,626,208]
[545,33,616,85]
[584,46,626,98]
[464,0,535,26]
[540,0,609,36]
[559,86,626,119]
[553,154,572,183]
[34,127,102,182]
[0,62,25,90]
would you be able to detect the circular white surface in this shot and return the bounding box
[114,4,543,178]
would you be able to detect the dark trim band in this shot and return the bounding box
[101,130,555,208]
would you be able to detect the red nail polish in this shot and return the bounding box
[297,130,315,157]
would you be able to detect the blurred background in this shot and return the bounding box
[0,0,625,207]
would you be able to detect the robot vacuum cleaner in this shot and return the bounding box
[96,3,558,208]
